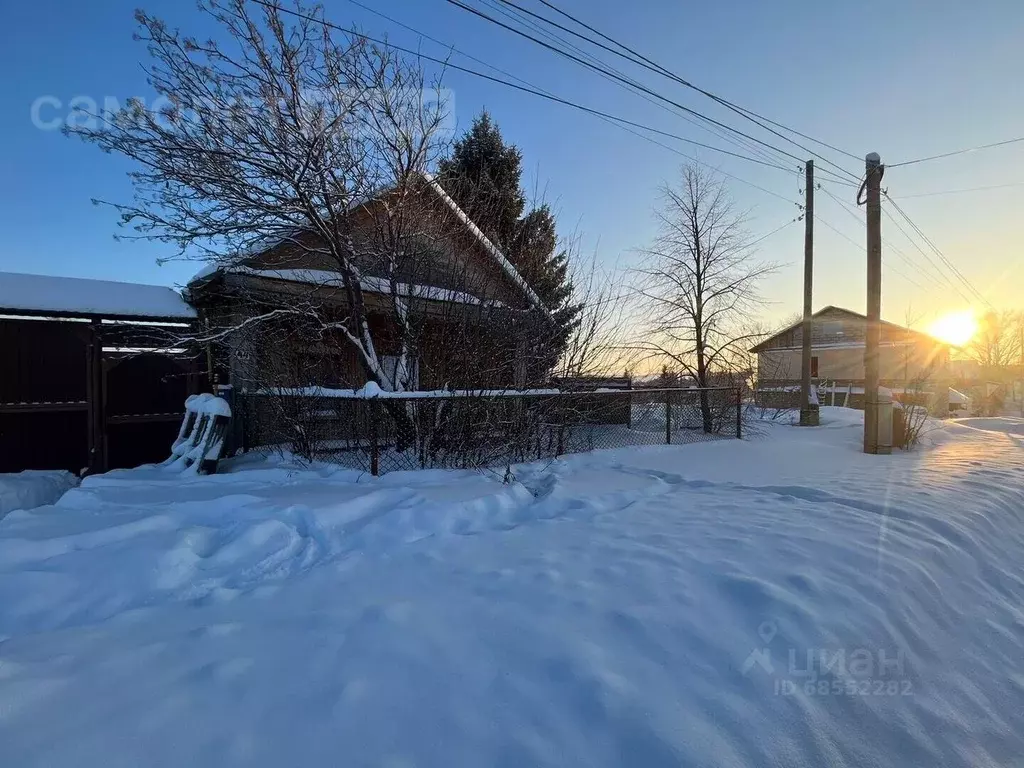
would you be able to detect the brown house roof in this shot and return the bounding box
[187,172,551,320]
[419,173,549,317]
[749,305,941,353]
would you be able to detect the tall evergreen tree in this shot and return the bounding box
[438,112,582,374]
[437,111,525,252]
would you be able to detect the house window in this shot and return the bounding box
[811,356,819,378]
[382,355,419,391]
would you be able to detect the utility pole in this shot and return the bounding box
[863,153,885,453]
[799,160,818,426]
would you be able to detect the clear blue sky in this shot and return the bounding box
[2,0,1022,329]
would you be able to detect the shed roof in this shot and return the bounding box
[0,271,196,321]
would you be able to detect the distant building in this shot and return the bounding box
[751,306,949,389]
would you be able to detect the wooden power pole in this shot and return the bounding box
[799,160,817,426]
[863,153,884,453]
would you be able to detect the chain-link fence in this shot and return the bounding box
[241,387,742,474]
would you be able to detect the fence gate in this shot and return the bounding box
[0,319,91,473]
[103,352,197,470]
[1,317,203,474]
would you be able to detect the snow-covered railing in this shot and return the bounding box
[162,393,232,475]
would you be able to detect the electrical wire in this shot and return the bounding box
[489,0,802,170]
[516,0,861,190]
[341,0,786,170]
[880,206,978,306]
[524,0,863,176]
[476,0,795,171]
[738,216,803,251]
[817,185,940,292]
[251,0,803,206]
[883,194,991,309]
[442,0,817,167]
[814,214,927,291]
[889,136,1024,168]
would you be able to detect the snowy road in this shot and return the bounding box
[1,409,1023,767]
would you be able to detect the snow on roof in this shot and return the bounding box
[948,387,971,405]
[0,271,196,320]
[186,174,552,320]
[189,262,223,284]
[419,172,552,320]
[224,267,508,308]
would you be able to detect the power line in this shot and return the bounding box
[341,0,786,170]
[815,212,927,291]
[149,0,1018,320]
[251,0,803,205]
[889,136,1024,168]
[883,195,991,308]
[476,0,795,171]
[879,202,980,306]
[815,186,931,292]
[817,184,947,291]
[489,0,799,169]
[523,0,863,176]
[739,216,803,250]
[442,0,818,168]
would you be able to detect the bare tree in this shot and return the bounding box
[68,0,452,394]
[632,165,776,431]
[969,310,1023,369]
[552,245,637,383]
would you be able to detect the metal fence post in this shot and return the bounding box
[240,392,250,454]
[370,398,380,476]
[736,387,743,439]
[665,389,672,445]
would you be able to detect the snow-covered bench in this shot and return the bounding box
[162,393,232,475]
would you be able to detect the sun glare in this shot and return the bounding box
[928,309,978,347]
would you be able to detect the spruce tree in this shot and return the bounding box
[438,111,582,376]
[437,111,525,252]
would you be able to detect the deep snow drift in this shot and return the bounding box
[1,409,1023,767]
[0,470,78,519]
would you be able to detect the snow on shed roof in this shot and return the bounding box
[0,271,196,320]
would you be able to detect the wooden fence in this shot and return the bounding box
[0,317,205,474]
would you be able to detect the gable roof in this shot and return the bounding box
[418,172,550,319]
[749,305,942,353]
[188,172,552,320]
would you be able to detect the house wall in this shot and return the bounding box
[214,295,524,393]
[759,340,946,386]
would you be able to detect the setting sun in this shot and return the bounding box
[928,309,979,347]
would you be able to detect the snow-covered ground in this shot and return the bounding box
[1,408,1023,766]
[0,470,78,519]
